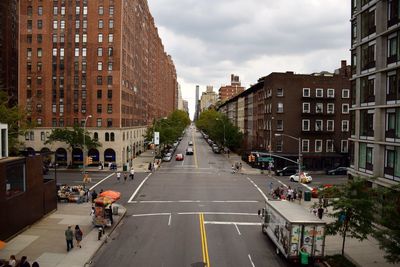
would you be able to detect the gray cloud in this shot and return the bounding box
[148,0,350,117]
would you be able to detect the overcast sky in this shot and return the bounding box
[147,0,351,119]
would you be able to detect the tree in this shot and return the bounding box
[373,185,400,263]
[0,91,30,155]
[45,125,101,151]
[324,178,375,257]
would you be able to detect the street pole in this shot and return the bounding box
[275,133,301,175]
[83,115,92,181]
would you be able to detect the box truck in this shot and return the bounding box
[258,200,326,262]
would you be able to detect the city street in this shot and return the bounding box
[86,129,290,267]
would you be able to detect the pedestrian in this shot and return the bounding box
[317,206,324,219]
[287,186,293,202]
[8,255,16,267]
[298,190,303,203]
[90,206,95,219]
[65,225,74,251]
[129,167,135,180]
[293,188,297,201]
[116,171,121,182]
[231,164,236,174]
[239,162,242,172]
[123,172,127,182]
[91,190,97,203]
[19,256,30,267]
[148,162,152,172]
[32,262,40,267]
[268,182,273,195]
[74,225,83,248]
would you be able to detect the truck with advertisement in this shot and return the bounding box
[258,201,326,263]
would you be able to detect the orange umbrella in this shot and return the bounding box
[0,240,6,250]
[95,196,115,205]
[99,190,121,201]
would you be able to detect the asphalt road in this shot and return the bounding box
[49,128,347,266]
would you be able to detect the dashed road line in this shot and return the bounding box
[246,177,268,202]
[248,254,256,267]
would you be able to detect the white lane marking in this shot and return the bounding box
[273,177,288,188]
[234,224,241,235]
[89,173,115,191]
[181,160,184,166]
[203,221,261,226]
[301,183,313,191]
[178,212,257,216]
[168,213,172,226]
[129,200,260,204]
[127,173,152,203]
[132,213,171,217]
[248,254,256,267]
[246,177,268,202]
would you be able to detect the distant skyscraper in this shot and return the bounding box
[195,85,200,120]
[200,86,218,112]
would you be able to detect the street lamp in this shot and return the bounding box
[83,115,92,178]
[275,133,302,175]
[216,118,226,148]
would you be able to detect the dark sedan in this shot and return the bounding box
[326,166,348,175]
[275,165,298,176]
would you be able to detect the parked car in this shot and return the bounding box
[212,145,221,154]
[162,153,172,162]
[186,147,194,155]
[326,166,347,175]
[275,165,298,176]
[289,172,312,183]
[188,141,193,146]
[176,153,184,161]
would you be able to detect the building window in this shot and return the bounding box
[108,47,113,56]
[75,34,79,43]
[83,20,87,29]
[342,104,349,114]
[5,162,27,197]
[387,32,399,64]
[108,62,113,71]
[342,120,349,132]
[361,8,376,38]
[302,119,310,131]
[327,103,335,114]
[83,6,88,15]
[302,140,309,152]
[315,140,322,152]
[75,48,79,57]
[27,6,32,16]
[327,88,335,98]
[41,131,45,141]
[386,70,400,102]
[108,34,114,43]
[107,104,112,113]
[61,6,65,16]
[83,34,87,44]
[38,6,43,16]
[388,0,400,27]
[97,104,102,114]
[385,147,400,179]
[316,103,323,113]
[315,120,323,131]
[98,48,103,57]
[360,110,374,136]
[98,20,104,29]
[277,103,283,113]
[276,88,284,97]
[82,48,87,57]
[97,119,102,127]
[361,76,375,103]
[105,132,109,141]
[97,90,102,99]
[60,20,65,29]
[276,120,283,131]
[27,20,32,30]
[342,89,350,98]
[327,120,334,131]
[110,133,115,141]
[302,103,310,113]
[109,20,114,29]
[97,62,103,71]
[316,88,323,98]
[98,34,103,43]
[359,143,374,171]
[107,76,113,85]
[94,132,99,140]
[76,6,80,15]
[107,90,112,99]
[99,6,104,15]
[53,6,58,15]
[109,6,114,15]
[341,140,348,153]
[276,140,283,152]
[386,108,400,139]
[75,20,80,29]
[107,119,113,127]
[326,140,334,152]
[37,20,43,29]
[303,88,310,97]
[361,42,376,71]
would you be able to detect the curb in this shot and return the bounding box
[84,205,127,266]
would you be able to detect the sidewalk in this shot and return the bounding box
[0,202,126,267]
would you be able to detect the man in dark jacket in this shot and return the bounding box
[65,225,74,251]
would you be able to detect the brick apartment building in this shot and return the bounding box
[18,0,177,167]
[348,0,400,185]
[0,0,18,107]
[219,61,351,171]
[219,74,245,102]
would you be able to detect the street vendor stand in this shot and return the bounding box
[93,191,121,227]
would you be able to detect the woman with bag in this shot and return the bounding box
[74,225,83,248]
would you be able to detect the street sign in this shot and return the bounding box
[154,132,160,145]
[258,157,274,163]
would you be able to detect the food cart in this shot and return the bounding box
[57,185,87,203]
[93,191,121,227]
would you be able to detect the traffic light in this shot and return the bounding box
[248,155,252,162]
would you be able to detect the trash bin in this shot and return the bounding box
[304,191,311,201]
[112,206,119,215]
[123,164,127,172]
[300,250,309,265]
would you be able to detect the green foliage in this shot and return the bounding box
[45,125,101,150]
[195,110,243,150]
[325,177,375,256]
[144,110,191,150]
[0,91,30,155]
[373,185,400,263]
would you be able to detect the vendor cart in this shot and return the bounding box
[93,196,115,227]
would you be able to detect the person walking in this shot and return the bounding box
[91,190,97,203]
[123,172,127,182]
[65,225,74,251]
[8,255,16,267]
[19,256,30,267]
[116,171,121,182]
[32,262,40,267]
[129,167,135,180]
[74,225,83,248]
[268,182,274,195]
